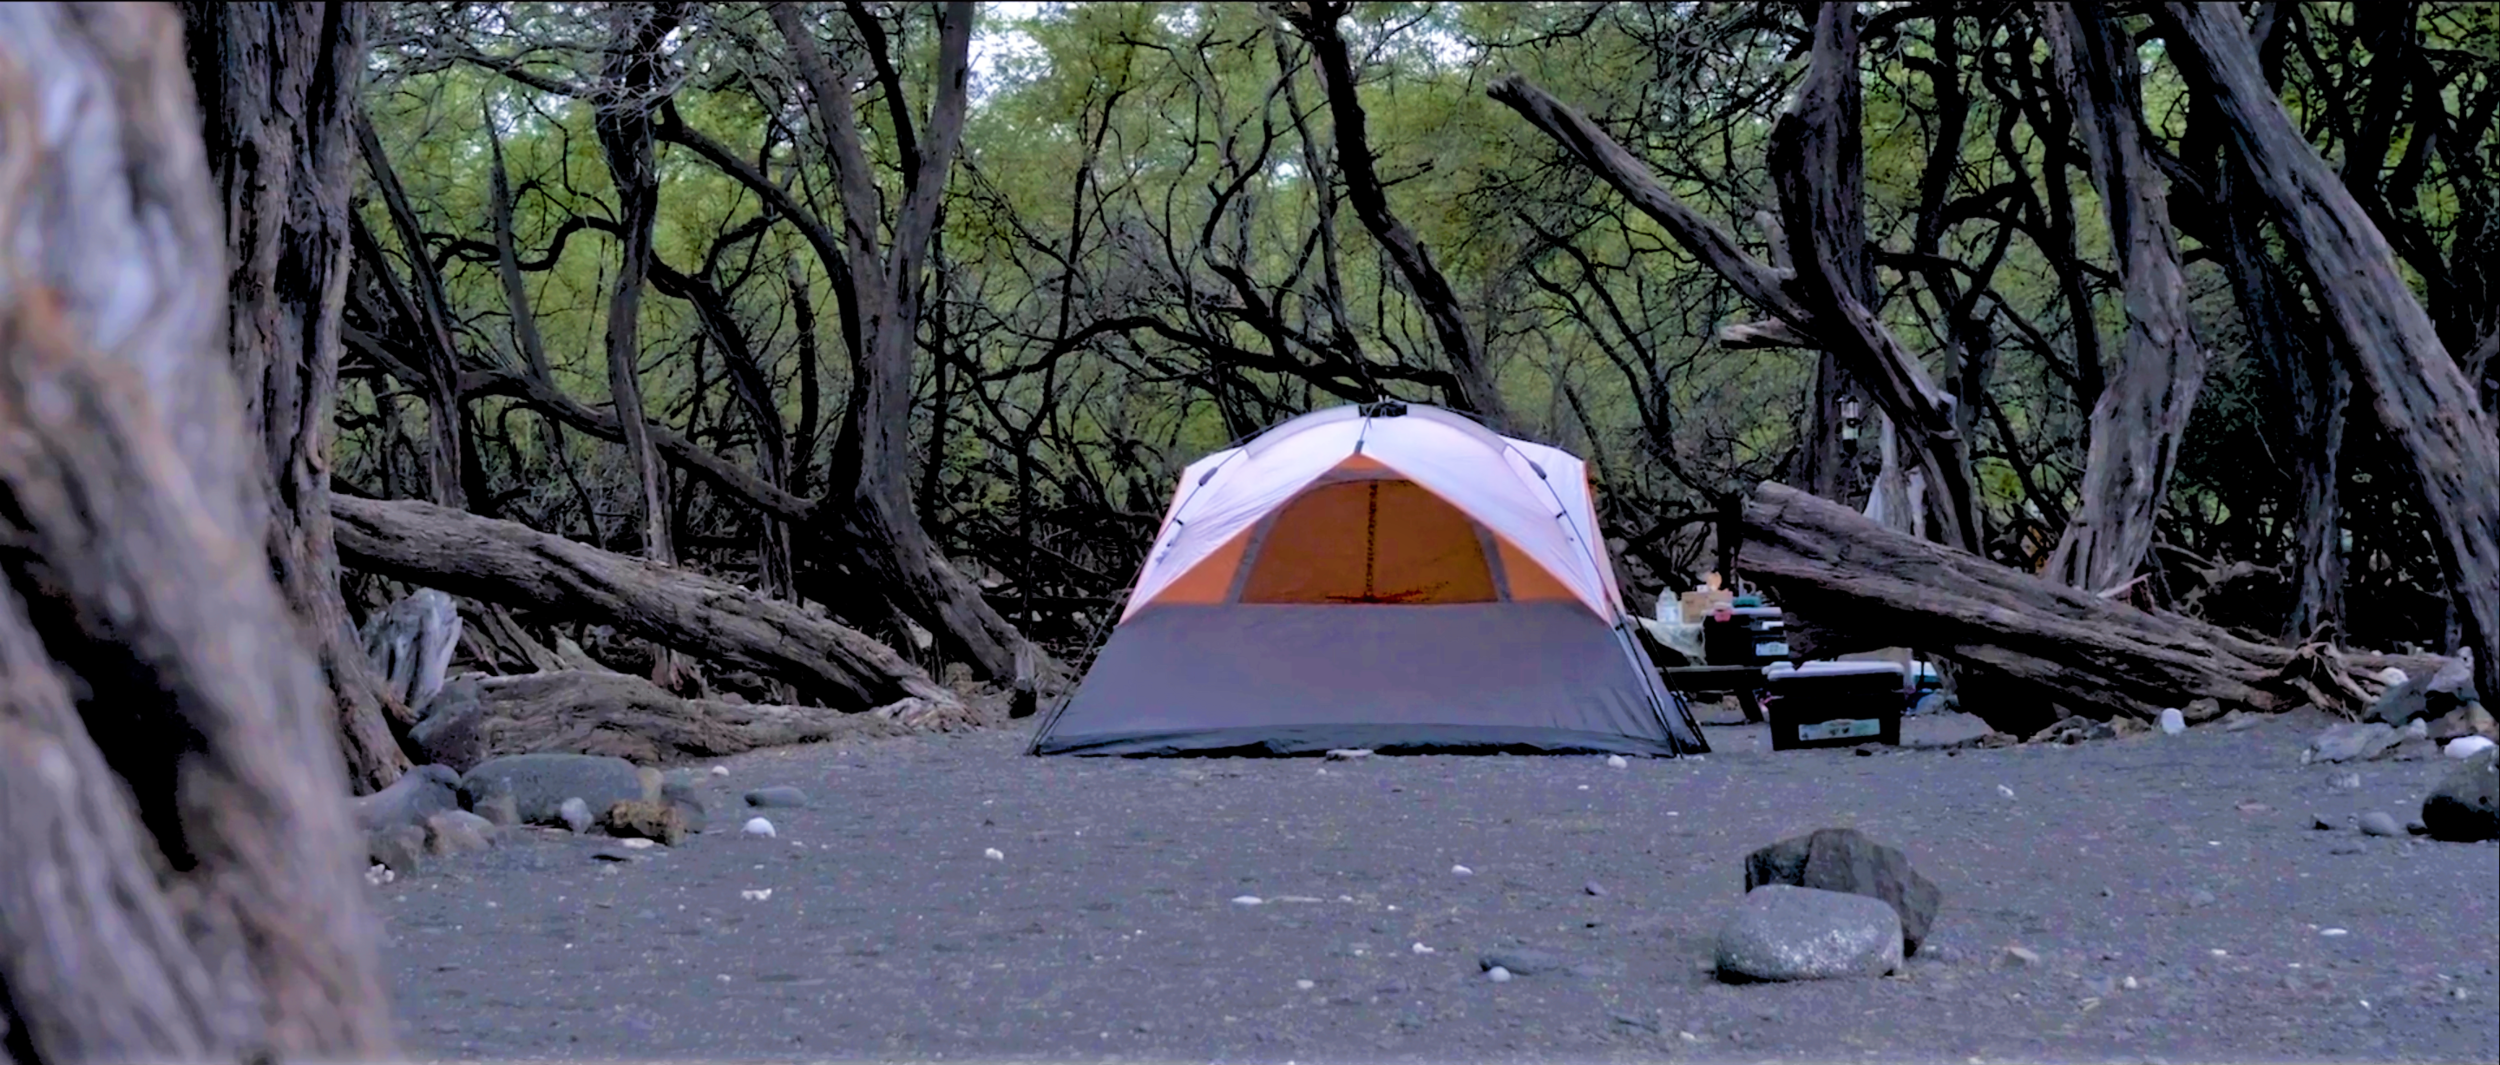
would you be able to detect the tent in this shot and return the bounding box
[1030,402,1708,757]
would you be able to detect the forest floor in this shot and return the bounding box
[378,704,2499,1064]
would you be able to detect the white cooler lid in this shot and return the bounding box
[1765,660,1906,682]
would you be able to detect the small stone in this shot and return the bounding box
[710,765,730,776]
[2358,811,2402,837]
[2311,815,2334,831]
[984,848,1005,861]
[421,810,495,856]
[1606,755,1628,769]
[1231,896,1263,906]
[1486,966,1512,983]
[1450,865,1473,878]
[740,888,773,901]
[1480,949,1567,976]
[367,825,425,873]
[2186,889,2216,908]
[2159,708,2186,735]
[2122,976,2139,990]
[741,816,776,838]
[1584,881,1607,897]
[557,797,592,834]
[2447,735,2497,760]
[1412,942,1435,954]
[2320,927,2348,937]
[603,799,689,846]
[2002,946,2042,967]
[2406,719,2429,739]
[1715,886,1902,982]
[1998,784,2016,798]
[743,786,809,808]
[471,792,520,828]
[618,838,656,850]
[1325,748,1373,761]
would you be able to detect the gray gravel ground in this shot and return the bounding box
[379,706,2499,1063]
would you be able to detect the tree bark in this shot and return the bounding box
[2041,2,2208,596]
[769,1,1047,685]
[349,110,466,510]
[184,1,411,794]
[2163,3,2500,708]
[416,670,978,772]
[1281,2,1511,431]
[332,496,957,712]
[0,4,394,1057]
[1739,484,2429,737]
[593,3,682,567]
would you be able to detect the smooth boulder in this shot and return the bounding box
[2311,722,2401,763]
[409,674,489,773]
[2421,748,2498,842]
[367,824,427,873]
[351,764,460,832]
[459,752,655,828]
[1715,885,1903,982]
[422,810,496,855]
[2371,658,2474,726]
[1744,827,1941,954]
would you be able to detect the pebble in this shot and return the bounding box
[1606,755,1628,769]
[557,797,592,834]
[2159,708,2185,735]
[2186,889,2216,908]
[1295,979,1315,990]
[1412,942,1435,954]
[618,838,655,850]
[1450,865,1473,878]
[1998,784,2016,798]
[2320,928,2348,937]
[2405,719,2429,739]
[2122,976,2139,990]
[743,786,809,808]
[1325,748,1372,761]
[710,765,730,776]
[2447,736,2496,759]
[2311,815,2335,830]
[2331,773,2362,790]
[2358,811,2402,837]
[2002,946,2041,967]
[984,847,1005,861]
[1231,896,1264,906]
[1585,881,1607,897]
[1486,966,1512,983]
[740,888,773,901]
[741,817,776,838]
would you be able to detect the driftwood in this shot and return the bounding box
[360,588,461,713]
[415,670,986,771]
[1738,483,2442,735]
[333,495,957,711]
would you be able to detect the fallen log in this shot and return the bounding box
[1737,482,2442,735]
[333,496,955,711]
[409,670,984,770]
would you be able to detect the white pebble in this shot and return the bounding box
[1295,979,1315,990]
[741,817,775,838]
[619,838,655,850]
[1486,966,1512,983]
[2159,708,2186,735]
[2122,976,2138,990]
[1606,754,1628,769]
[2320,928,2348,937]
[1411,942,1435,954]
[984,847,1005,861]
[710,765,730,776]
[1998,784,2016,798]
[1578,784,1589,790]
[1231,896,1264,906]
[2446,736,2496,759]
[2405,719,2428,739]
[1451,865,1473,878]
[740,888,773,901]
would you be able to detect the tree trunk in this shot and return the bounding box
[2163,3,2500,708]
[184,0,411,794]
[1738,484,2430,738]
[1282,2,1511,431]
[332,496,958,712]
[593,3,682,567]
[769,0,1047,685]
[0,5,395,1058]
[2042,2,2208,596]
[348,111,466,510]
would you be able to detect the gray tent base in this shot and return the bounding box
[1031,602,1706,757]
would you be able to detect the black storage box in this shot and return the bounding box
[1764,661,1905,751]
[1702,607,1787,667]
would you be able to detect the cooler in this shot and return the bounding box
[1763,661,1905,751]
[1702,607,1787,667]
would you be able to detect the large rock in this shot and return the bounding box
[662,780,708,834]
[604,799,690,846]
[410,674,488,773]
[350,764,460,832]
[422,810,496,856]
[2371,658,2475,726]
[2311,722,2401,763]
[367,824,427,873]
[1744,827,1941,955]
[2421,748,2498,842]
[459,753,655,828]
[1715,885,1903,982]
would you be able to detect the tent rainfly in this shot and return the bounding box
[1030,402,1708,757]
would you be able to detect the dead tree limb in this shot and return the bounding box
[2163,3,2500,708]
[0,4,395,1056]
[1739,483,2432,736]
[416,670,976,770]
[332,496,957,711]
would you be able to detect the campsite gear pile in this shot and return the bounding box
[1031,402,1706,757]
[1762,661,1908,750]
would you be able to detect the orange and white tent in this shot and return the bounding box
[1031,402,1706,757]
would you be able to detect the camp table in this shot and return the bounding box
[1658,664,1767,723]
